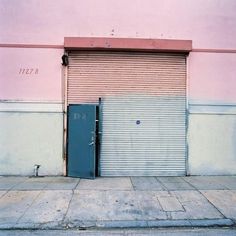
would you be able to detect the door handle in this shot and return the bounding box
[89,135,94,146]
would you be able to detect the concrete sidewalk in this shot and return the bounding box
[0,176,236,229]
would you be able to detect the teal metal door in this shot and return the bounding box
[67,105,96,178]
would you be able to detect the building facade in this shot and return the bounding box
[0,0,236,176]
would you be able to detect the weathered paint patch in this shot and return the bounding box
[188,114,236,175]
[0,112,63,175]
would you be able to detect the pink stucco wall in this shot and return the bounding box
[189,53,236,104]
[0,48,63,101]
[0,0,236,49]
[0,0,236,103]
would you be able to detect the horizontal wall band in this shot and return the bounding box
[0,42,236,54]
[1,101,236,114]
[1,102,236,114]
[0,44,64,49]
[192,48,236,53]
[0,101,63,113]
[189,104,236,115]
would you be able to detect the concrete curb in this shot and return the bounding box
[0,219,234,230]
[67,219,235,229]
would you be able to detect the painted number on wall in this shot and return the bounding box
[19,68,39,75]
[73,113,87,120]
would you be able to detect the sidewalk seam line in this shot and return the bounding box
[14,190,43,226]
[0,190,9,199]
[198,190,228,219]
[155,177,168,191]
[181,177,228,219]
[62,189,74,224]
[129,177,136,191]
[0,177,30,199]
[169,191,187,213]
[61,179,80,224]
[73,178,81,190]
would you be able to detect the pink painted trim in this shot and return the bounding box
[64,37,192,52]
[192,48,236,53]
[0,44,64,49]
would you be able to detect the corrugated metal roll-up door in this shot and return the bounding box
[67,51,186,176]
